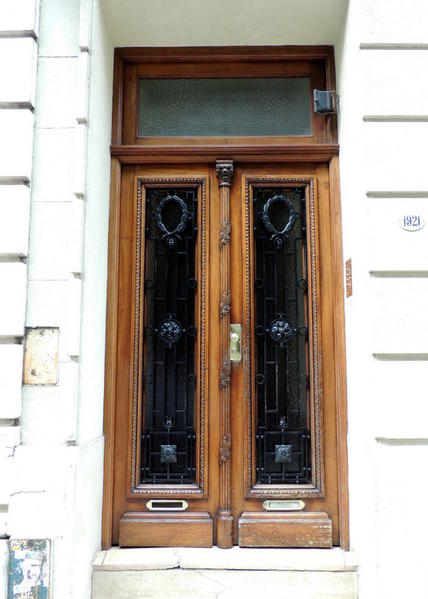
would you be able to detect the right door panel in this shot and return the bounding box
[229,164,339,548]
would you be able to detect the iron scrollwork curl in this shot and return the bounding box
[155,194,190,249]
[261,193,297,249]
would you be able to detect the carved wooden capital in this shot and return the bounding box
[216,161,234,187]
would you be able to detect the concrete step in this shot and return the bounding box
[92,547,358,599]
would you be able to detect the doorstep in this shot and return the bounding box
[92,547,358,598]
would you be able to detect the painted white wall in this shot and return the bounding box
[335,0,428,597]
[71,1,113,595]
[77,0,113,448]
[0,0,39,597]
[0,0,113,598]
[101,0,348,47]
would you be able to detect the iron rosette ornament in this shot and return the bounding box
[268,316,296,347]
[157,316,185,347]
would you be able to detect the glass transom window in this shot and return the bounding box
[138,78,311,137]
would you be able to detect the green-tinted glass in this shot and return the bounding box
[138,78,311,137]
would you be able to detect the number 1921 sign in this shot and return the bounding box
[400,215,425,232]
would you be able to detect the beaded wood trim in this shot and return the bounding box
[243,176,324,498]
[129,177,208,496]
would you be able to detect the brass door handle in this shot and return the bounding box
[230,324,242,362]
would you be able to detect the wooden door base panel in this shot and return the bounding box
[238,512,332,548]
[119,512,213,547]
[216,509,234,549]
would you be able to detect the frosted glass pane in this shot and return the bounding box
[138,78,311,137]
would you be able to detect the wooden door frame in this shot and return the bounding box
[102,45,349,550]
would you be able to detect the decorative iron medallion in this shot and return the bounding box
[157,316,184,347]
[268,316,295,347]
[160,444,178,464]
[155,194,189,248]
[275,444,293,464]
[261,193,297,249]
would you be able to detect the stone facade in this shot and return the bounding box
[0,1,110,597]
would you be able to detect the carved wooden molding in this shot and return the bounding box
[111,144,339,163]
[219,220,231,248]
[129,177,208,497]
[219,360,231,390]
[243,176,324,498]
[220,434,231,463]
[219,290,231,319]
[216,161,234,547]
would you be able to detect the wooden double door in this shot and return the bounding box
[111,159,341,548]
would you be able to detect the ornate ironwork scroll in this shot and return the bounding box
[140,186,198,485]
[243,177,323,498]
[155,194,190,249]
[261,193,296,249]
[253,186,311,485]
[216,160,234,548]
[130,178,208,497]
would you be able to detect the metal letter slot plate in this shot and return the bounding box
[146,499,189,511]
[230,324,242,362]
[263,500,305,512]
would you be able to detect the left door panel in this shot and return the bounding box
[111,165,216,547]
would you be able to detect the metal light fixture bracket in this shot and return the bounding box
[313,89,339,115]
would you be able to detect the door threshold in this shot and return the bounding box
[93,546,358,573]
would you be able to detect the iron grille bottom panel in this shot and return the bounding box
[141,429,196,484]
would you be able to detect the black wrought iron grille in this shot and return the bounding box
[253,187,311,484]
[141,188,198,484]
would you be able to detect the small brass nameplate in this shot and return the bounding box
[263,500,305,512]
[146,499,188,511]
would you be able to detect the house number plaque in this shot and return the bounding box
[400,215,425,232]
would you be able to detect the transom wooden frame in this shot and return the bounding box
[127,177,209,498]
[243,176,324,499]
[103,45,349,550]
[111,45,338,154]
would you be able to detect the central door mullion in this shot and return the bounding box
[216,160,234,548]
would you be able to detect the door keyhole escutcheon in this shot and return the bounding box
[230,324,242,362]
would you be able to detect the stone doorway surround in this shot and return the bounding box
[92,547,358,598]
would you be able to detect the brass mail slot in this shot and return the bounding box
[146,499,189,511]
[263,500,305,512]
